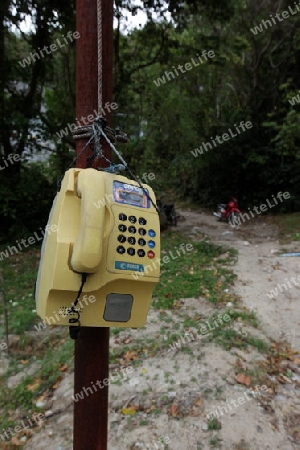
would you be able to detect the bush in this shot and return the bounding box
[0,163,57,243]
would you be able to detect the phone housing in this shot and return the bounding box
[35,168,160,327]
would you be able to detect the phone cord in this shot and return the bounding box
[69,273,88,340]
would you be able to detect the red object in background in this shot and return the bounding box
[225,197,241,218]
[213,197,242,224]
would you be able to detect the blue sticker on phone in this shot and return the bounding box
[115,261,144,272]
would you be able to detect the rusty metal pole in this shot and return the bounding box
[74,1,113,449]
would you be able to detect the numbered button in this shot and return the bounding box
[118,224,127,232]
[138,238,146,246]
[119,213,127,221]
[117,246,125,254]
[139,217,147,225]
[128,237,136,245]
[138,249,145,257]
[117,235,126,243]
[138,228,147,236]
[128,226,137,234]
[129,216,137,223]
[127,248,135,256]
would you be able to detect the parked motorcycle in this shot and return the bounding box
[157,200,180,229]
[213,197,242,227]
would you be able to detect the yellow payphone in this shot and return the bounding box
[35,168,160,329]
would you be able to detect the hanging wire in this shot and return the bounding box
[57,134,94,190]
[97,0,102,114]
[97,121,160,214]
[63,0,155,341]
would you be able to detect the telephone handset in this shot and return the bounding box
[71,170,105,273]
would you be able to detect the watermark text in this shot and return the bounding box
[153,50,215,87]
[19,32,81,68]
[191,121,253,158]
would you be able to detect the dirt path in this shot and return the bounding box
[179,209,300,350]
[21,209,300,450]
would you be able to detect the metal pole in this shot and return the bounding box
[74,1,113,449]
[75,0,113,167]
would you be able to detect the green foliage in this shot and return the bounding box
[114,0,300,209]
[0,164,56,242]
[2,0,300,232]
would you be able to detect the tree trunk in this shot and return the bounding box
[0,0,10,157]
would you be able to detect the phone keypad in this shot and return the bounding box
[116,213,157,259]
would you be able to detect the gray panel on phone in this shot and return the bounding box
[104,293,133,322]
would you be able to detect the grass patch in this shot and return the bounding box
[0,338,73,431]
[165,309,269,354]
[209,436,222,446]
[153,232,237,309]
[0,246,76,438]
[228,309,259,328]
[207,327,269,352]
[272,212,300,243]
[205,310,269,353]
[0,248,40,335]
[208,418,222,430]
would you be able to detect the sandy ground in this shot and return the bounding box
[6,209,300,449]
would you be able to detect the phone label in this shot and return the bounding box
[113,181,150,208]
[115,261,144,272]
